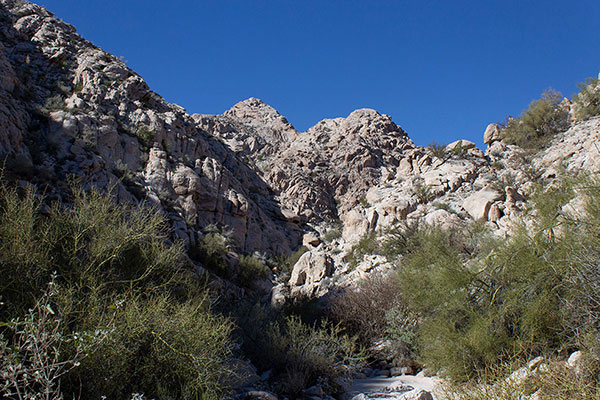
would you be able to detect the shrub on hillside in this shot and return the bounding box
[428,141,449,159]
[238,254,270,286]
[264,316,365,396]
[191,226,232,276]
[500,89,569,150]
[391,173,600,382]
[573,77,600,121]
[443,360,600,400]
[329,274,419,362]
[77,293,233,400]
[0,182,234,399]
[345,232,379,267]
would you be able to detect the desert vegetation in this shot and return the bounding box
[334,173,600,396]
[499,89,569,150]
[0,180,367,399]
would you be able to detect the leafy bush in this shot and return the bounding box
[264,316,365,396]
[389,173,600,381]
[499,89,569,150]
[191,227,232,276]
[0,276,103,400]
[0,182,234,399]
[428,141,448,159]
[238,254,270,286]
[78,293,233,400]
[573,77,600,121]
[443,360,600,400]
[345,232,379,267]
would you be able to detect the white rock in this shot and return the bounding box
[483,123,500,145]
[462,187,503,221]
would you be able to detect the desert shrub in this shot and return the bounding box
[428,141,448,159]
[380,220,424,259]
[238,254,270,286]
[323,228,342,243]
[499,89,569,150]
[192,227,232,276]
[490,160,505,170]
[393,175,600,381]
[573,77,600,121]
[329,274,401,344]
[413,181,434,203]
[136,125,155,147]
[560,175,600,359]
[268,246,309,282]
[0,182,234,398]
[264,316,365,396]
[0,276,103,400]
[358,196,370,207]
[345,232,380,267]
[77,293,233,400]
[41,94,66,113]
[329,274,419,362]
[443,360,600,400]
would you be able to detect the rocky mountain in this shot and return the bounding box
[1,0,599,300]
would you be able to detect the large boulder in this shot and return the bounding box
[462,187,504,221]
[483,123,500,145]
[289,251,333,296]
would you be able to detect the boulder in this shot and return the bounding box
[288,251,333,296]
[566,350,584,376]
[303,232,320,247]
[447,139,476,152]
[242,391,278,400]
[462,187,503,221]
[483,123,500,145]
[406,391,434,400]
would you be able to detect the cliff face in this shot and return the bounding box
[0,0,301,256]
[1,0,599,296]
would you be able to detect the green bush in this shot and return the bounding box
[345,232,379,267]
[136,125,155,148]
[264,316,365,396]
[389,173,600,381]
[573,77,600,121]
[0,182,233,399]
[500,89,569,150]
[191,228,231,276]
[238,254,270,286]
[428,141,448,159]
[78,293,233,400]
[443,360,600,400]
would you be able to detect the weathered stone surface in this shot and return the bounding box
[447,139,476,152]
[462,187,504,221]
[289,251,333,295]
[483,123,500,145]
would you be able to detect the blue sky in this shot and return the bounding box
[36,0,600,147]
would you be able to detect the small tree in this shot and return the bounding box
[573,77,600,121]
[500,89,569,150]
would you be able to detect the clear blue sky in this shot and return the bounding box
[36,0,600,147]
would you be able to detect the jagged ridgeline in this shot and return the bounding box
[2,0,600,399]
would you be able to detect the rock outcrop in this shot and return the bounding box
[0,0,300,256]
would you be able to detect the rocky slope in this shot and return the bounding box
[1,0,600,301]
[0,0,301,257]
